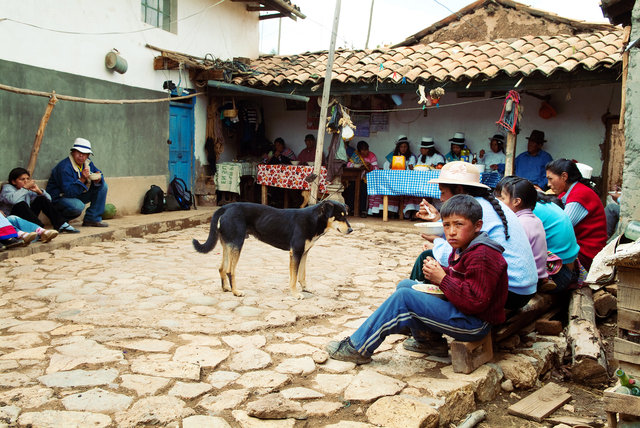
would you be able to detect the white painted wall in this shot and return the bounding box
[259,84,621,177]
[1,0,260,168]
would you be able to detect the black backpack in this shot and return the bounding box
[141,185,165,214]
[168,177,195,210]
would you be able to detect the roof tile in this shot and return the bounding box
[239,30,623,87]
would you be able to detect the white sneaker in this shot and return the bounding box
[40,230,59,243]
[21,232,38,245]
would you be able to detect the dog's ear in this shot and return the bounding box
[319,200,334,218]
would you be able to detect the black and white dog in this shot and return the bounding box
[193,200,352,298]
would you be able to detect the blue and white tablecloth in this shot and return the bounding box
[366,170,502,198]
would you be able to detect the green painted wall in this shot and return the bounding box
[0,59,170,181]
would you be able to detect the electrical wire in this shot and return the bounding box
[0,0,226,35]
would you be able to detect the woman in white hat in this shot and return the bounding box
[415,137,445,168]
[444,132,466,163]
[410,161,538,310]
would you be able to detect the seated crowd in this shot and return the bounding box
[0,137,109,252]
[327,158,610,364]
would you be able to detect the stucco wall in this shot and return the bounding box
[620,3,640,229]
[257,84,620,178]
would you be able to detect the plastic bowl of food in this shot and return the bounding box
[290,160,300,166]
[307,162,315,167]
[414,221,444,236]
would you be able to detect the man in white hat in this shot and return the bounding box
[415,137,445,168]
[444,132,466,163]
[46,138,109,227]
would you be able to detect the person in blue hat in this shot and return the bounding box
[46,138,109,227]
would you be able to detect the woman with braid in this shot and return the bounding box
[410,162,538,310]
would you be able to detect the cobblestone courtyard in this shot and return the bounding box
[1,219,579,427]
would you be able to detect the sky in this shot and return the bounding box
[259,0,610,55]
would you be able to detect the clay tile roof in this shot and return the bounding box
[232,30,623,87]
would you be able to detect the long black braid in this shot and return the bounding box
[465,185,510,240]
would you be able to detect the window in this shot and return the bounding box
[141,0,172,31]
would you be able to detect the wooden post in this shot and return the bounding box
[27,92,58,175]
[504,131,516,176]
[309,0,341,205]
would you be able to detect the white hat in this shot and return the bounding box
[396,135,409,145]
[428,161,489,189]
[420,137,435,148]
[449,132,465,145]
[71,138,94,155]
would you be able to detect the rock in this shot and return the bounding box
[275,357,316,375]
[232,410,295,427]
[46,339,123,373]
[406,377,476,427]
[0,332,44,349]
[38,368,119,388]
[168,381,213,399]
[183,415,232,428]
[0,345,49,361]
[179,334,222,347]
[265,310,297,326]
[172,345,230,369]
[0,405,20,425]
[0,386,54,408]
[207,371,241,389]
[18,410,111,427]
[320,359,356,373]
[343,370,405,403]
[119,374,171,396]
[0,372,35,387]
[323,422,376,428]
[115,395,194,427]
[130,358,200,380]
[313,374,354,395]
[62,388,133,412]
[368,351,437,377]
[281,387,324,400]
[303,400,343,417]
[366,395,439,428]
[198,389,250,413]
[107,338,175,352]
[312,350,328,364]
[8,320,61,333]
[519,341,561,374]
[246,393,307,420]
[501,379,514,392]
[265,343,319,356]
[497,354,539,389]
[228,348,272,371]
[222,334,267,350]
[440,364,503,402]
[236,370,289,390]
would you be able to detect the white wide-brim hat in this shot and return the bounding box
[420,137,435,148]
[71,138,94,155]
[429,161,489,189]
[449,131,465,145]
[396,135,409,145]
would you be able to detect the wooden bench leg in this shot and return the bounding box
[451,334,493,374]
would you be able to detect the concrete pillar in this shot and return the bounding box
[620,3,640,231]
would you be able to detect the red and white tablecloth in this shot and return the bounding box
[257,164,328,193]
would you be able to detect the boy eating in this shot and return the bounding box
[326,194,509,363]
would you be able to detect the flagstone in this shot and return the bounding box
[38,368,119,388]
[119,374,171,396]
[107,338,175,352]
[115,395,194,427]
[18,410,112,428]
[183,415,232,428]
[207,370,241,389]
[168,381,213,399]
[62,387,133,412]
[228,348,272,371]
[198,388,250,413]
[130,358,200,380]
[46,339,123,373]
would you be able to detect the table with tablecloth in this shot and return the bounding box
[214,162,258,195]
[257,164,328,207]
[366,169,502,221]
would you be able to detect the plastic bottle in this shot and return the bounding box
[461,146,470,162]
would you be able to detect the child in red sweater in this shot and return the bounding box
[327,194,509,363]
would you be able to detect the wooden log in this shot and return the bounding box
[504,131,517,176]
[26,93,58,175]
[456,410,487,428]
[566,287,609,385]
[593,289,617,319]
[494,294,555,343]
[535,307,563,336]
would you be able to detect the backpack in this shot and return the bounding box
[168,177,195,210]
[141,185,165,214]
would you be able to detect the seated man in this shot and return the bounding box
[46,138,109,227]
[326,194,508,363]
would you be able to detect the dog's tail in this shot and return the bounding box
[192,207,225,253]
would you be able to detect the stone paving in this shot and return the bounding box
[0,219,564,427]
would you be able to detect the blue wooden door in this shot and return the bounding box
[169,101,195,187]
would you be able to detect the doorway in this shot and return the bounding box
[601,116,625,201]
[169,99,195,188]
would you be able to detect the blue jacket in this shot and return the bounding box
[433,196,538,296]
[46,156,104,201]
[514,150,552,188]
[533,201,580,264]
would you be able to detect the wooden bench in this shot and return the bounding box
[451,333,493,374]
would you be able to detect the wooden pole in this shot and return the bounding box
[27,92,58,175]
[504,131,516,176]
[309,0,341,205]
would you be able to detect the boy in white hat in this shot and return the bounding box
[46,138,109,227]
[415,137,445,168]
[444,132,466,163]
